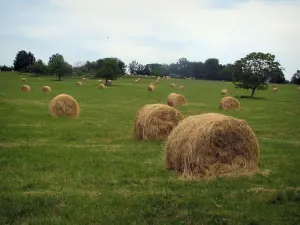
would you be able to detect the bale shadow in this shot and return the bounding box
[235,95,267,100]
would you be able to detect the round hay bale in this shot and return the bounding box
[135,79,140,84]
[155,80,160,84]
[49,94,79,118]
[21,78,27,82]
[221,89,229,95]
[167,93,187,107]
[41,86,51,93]
[98,84,105,89]
[82,78,87,81]
[179,85,185,90]
[107,80,112,85]
[148,84,155,91]
[165,113,260,178]
[134,104,184,140]
[98,80,103,84]
[273,87,278,92]
[170,83,176,88]
[21,85,30,92]
[272,84,277,88]
[76,81,82,86]
[219,96,240,110]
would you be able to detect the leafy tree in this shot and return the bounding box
[204,58,219,80]
[291,70,300,85]
[143,64,152,76]
[233,52,284,97]
[48,53,72,81]
[269,67,286,84]
[217,64,234,81]
[129,60,139,75]
[31,59,47,75]
[97,58,122,85]
[13,50,36,71]
[0,65,14,71]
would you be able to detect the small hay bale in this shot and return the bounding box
[170,83,176,88]
[165,113,260,178]
[272,84,277,88]
[21,78,27,82]
[41,86,51,93]
[219,96,240,110]
[134,104,184,140]
[155,80,160,84]
[179,86,185,90]
[49,94,79,118]
[82,78,87,81]
[98,84,105,89]
[221,89,229,95]
[107,80,112,85]
[273,87,278,92]
[76,82,82,86]
[21,85,30,92]
[98,80,103,84]
[167,93,187,107]
[135,79,140,84]
[148,84,155,91]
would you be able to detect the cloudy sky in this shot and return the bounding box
[1,0,299,79]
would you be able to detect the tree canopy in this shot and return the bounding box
[13,50,36,72]
[48,54,72,81]
[291,70,300,85]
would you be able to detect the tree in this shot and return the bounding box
[129,60,139,75]
[48,53,72,81]
[233,52,284,97]
[31,59,47,75]
[204,58,219,80]
[97,58,122,85]
[13,50,36,71]
[291,70,300,85]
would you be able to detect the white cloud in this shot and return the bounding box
[1,0,299,78]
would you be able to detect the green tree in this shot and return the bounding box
[233,52,284,97]
[291,70,300,85]
[129,60,139,75]
[31,59,47,75]
[204,58,220,80]
[97,58,122,85]
[13,50,36,71]
[48,53,72,81]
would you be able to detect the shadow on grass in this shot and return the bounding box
[235,95,267,100]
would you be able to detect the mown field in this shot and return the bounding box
[0,72,300,225]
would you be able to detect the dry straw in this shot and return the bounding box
[82,78,87,81]
[135,79,140,83]
[221,89,229,95]
[41,86,51,92]
[98,84,105,89]
[98,80,103,84]
[155,79,160,84]
[134,104,184,140]
[165,113,260,179]
[21,85,30,92]
[219,96,240,110]
[167,93,187,107]
[21,78,27,82]
[76,82,82,86]
[179,86,185,90]
[107,80,112,85]
[49,94,79,118]
[148,84,155,91]
[170,83,176,88]
[273,87,278,92]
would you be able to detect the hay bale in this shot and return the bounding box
[148,84,155,91]
[98,84,105,89]
[170,83,176,88]
[41,86,51,92]
[107,80,112,85]
[155,80,160,84]
[49,94,79,118]
[273,87,278,92]
[76,82,82,86]
[179,86,185,90]
[135,79,140,83]
[21,85,30,92]
[21,78,27,82]
[82,78,87,81]
[167,93,187,107]
[219,96,240,110]
[165,113,260,178]
[134,104,184,140]
[221,89,229,95]
[98,80,103,84]
[272,84,277,88]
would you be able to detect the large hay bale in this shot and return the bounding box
[76,81,82,86]
[21,85,30,92]
[41,86,51,92]
[148,84,155,91]
[21,78,27,82]
[219,96,240,110]
[221,89,229,95]
[170,83,176,88]
[134,104,184,140]
[98,84,105,89]
[167,93,187,107]
[49,94,79,118]
[179,86,185,90]
[273,87,278,92]
[165,113,260,178]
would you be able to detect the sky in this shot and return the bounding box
[0,0,299,79]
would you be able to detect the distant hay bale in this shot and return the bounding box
[167,93,187,107]
[273,87,278,92]
[21,78,27,82]
[49,94,79,118]
[179,86,185,90]
[82,78,87,81]
[21,85,30,92]
[221,89,229,95]
[98,80,103,84]
[41,86,51,92]
[135,79,140,83]
[272,84,277,88]
[219,96,240,110]
[98,84,105,89]
[134,104,184,140]
[76,82,82,86]
[170,83,176,88]
[155,80,160,84]
[148,84,155,91]
[107,80,112,86]
[165,113,260,178]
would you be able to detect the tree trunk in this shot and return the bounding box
[105,78,108,85]
[251,87,257,98]
[58,74,61,81]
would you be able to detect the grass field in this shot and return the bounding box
[0,72,300,225]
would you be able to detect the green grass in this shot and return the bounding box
[0,72,300,225]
